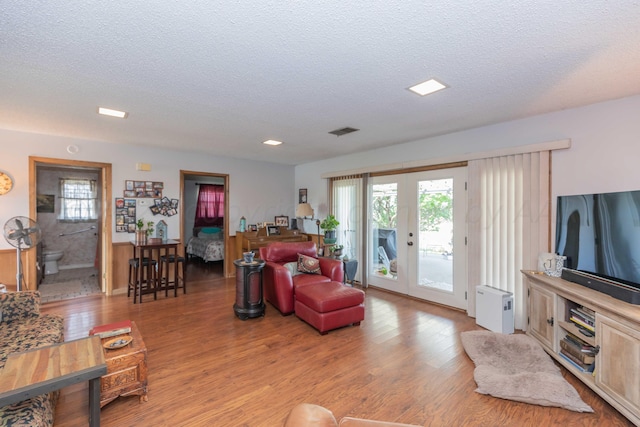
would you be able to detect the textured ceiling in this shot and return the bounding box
[2,1,640,165]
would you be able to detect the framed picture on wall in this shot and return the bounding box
[36,194,55,213]
[299,188,307,204]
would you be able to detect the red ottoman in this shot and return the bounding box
[295,281,365,334]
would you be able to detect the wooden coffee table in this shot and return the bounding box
[0,336,106,427]
[98,321,148,407]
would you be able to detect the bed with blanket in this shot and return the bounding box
[186,227,225,262]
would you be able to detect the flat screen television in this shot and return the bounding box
[556,190,640,304]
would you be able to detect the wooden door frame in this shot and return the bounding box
[180,170,231,278]
[29,157,113,294]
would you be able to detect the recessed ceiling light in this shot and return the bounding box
[408,78,448,96]
[97,107,128,118]
[263,139,283,146]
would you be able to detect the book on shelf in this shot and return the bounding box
[560,339,596,364]
[577,305,595,317]
[89,319,132,338]
[574,306,595,319]
[564,331,597,352]
[570,308,595,326]
[570,316,595,332]
[559,350,595,373]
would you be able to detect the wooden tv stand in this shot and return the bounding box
[523,270,640,425]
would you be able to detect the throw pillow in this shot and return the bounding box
[297,253,321,274]
[198,227,222,238]
[201,227,221,233]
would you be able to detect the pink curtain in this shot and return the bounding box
[195,184,224,227]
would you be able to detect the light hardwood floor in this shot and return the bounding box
[41,266,633,426]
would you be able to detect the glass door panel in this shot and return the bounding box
[416,178,454,292]
[408,168,466,309]
[368,177,407,293]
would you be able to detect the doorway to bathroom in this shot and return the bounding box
[30,157,113,302]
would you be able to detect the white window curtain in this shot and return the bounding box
[331,176,363,279]
[58,178,98,221]
[467,151,550,330]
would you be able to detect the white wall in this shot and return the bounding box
[0,129,296,249]
[295,94,640,246]
[3,94,638,249]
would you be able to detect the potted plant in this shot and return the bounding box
[135,219,154,243]
[328,244,344,258]
[319,214,340,244]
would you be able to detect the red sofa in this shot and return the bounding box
[260,241,343,315]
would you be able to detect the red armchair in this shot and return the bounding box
[260,241,343,315]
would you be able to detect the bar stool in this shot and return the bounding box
[159,254,187,297]
[128,257,158,303]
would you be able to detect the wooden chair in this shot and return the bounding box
[128,257,158,303]
[159,254,187,297]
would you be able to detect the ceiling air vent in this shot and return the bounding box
[328,127,359,137]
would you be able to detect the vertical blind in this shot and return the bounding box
[331,175,363,271]
[467,151,550,329]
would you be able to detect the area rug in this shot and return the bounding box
[460,330,593,412]
[38,279,101,303]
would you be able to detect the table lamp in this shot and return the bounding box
[296,203,314,219]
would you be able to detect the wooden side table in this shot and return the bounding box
[0,336,106,427]
[99,321,148,407]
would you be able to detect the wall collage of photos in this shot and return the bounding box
[115,180,179,233]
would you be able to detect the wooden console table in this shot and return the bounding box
[0,336,106,427]
[236,228,308,260]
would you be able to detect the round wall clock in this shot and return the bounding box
[0,171,14,195]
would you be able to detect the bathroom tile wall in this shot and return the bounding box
[36,168,100,269]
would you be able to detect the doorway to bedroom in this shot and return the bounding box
[181,171,229,280]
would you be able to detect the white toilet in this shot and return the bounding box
[43,250,64,275]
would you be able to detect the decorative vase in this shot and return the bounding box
[135,230,147,244]
[544,255,566,277]
[243,251,255,264]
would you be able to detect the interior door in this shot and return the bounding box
[368,167,467,310]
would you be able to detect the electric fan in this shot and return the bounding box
[3,216,42,291]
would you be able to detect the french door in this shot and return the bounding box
[368,167,467,309]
